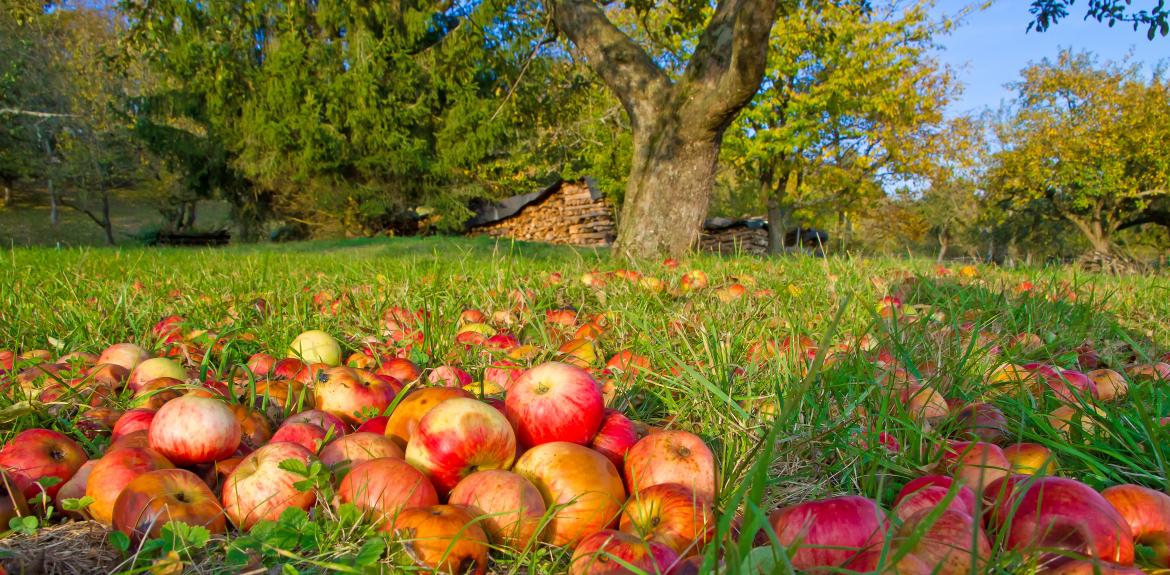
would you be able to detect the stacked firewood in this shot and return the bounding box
[473,183,616,247]
[699,227,769,256]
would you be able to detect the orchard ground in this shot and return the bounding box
[1,236,1169,574]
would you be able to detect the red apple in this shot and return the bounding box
[768,496,888,570]
[448,469,547,548]
[377,357,421,384]
[0,428,88,499]
[951,402,1008,443]
[505,362,604,447]
[86,446,174,525]
[314,366,397,425]
[112,408,156,441]
[1088,369,1129,402]
[319,432,404,479]
[385,387,472,449]
[483,360,524,392]
[356,416,390,435]
[127,357,186,392]
[272,357,308,381]
[336,457,439,526]
[513,442,626,546]
[131,378,184,410]
[247,352,277,377]
[893,475,977,522]
[590,409,639,470]
[390,505,489,574]
[987,476,1134,565]
[98,343,151,371]
[149,394,241,466]
[284,409,347,437]
[943,441,1011,493]
[1044,560,1148,574]
[1101,484,1170,567]
[0,350,14,373]
[271,422,329,453]
[113,468,226,544]
[233,405,273,452]
[222,441,317,531]
[404,397,517,495]
[569,529,679,575]
[55,459,97,515]
[624,430,717,503]
[895,508,991,575]
[620,483,714,557]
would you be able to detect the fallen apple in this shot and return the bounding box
[513,442,626,546]
[1101,484,1170,567]
[569,529,679,575]
[505,362,604,447]
[336,457,439,527]
[222,441,317,531]
[288,329,342,366]
[148,393,241,466]
[385,387,473,449]
[447,469,547,548]
[0,428,88,499]
[620,482,715,557]
[768,495,888,570]
[624,430,717,503]
[391,504,489,574]
[113,468,225,544]
[405,397,516,495]
[86,446,174,525]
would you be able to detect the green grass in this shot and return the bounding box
[1,236,1169,574]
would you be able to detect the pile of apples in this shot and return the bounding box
[0,324,718,574]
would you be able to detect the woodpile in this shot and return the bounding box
[699,226,769,256]
[470,181,616,247]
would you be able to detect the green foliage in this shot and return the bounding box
[1029,0,1170,39]
[987,50,1170,255]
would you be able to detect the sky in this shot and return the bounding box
[930,0,1168,117]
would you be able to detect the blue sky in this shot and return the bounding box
[930,0,1168,116]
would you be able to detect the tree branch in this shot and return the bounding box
[1118,210,1170,231]
[681,0,780,136]
[58,198,109,229]
[549,0,672,128]
[0,108,75,119]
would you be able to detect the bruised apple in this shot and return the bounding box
[113,468,226,544]
[319,432,404,479]
[391,505,489,574]
[624,430,717,503]
[404,397,516,495]
[222,441,316,531]
[86,446,174,525]
[513,442,626,546]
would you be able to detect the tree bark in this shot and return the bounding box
[551,0,778,258]
[1065,213,1112,254]
[100,188,115,245]
[937,233,948,262]
[48,179,59,226]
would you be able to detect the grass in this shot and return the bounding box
[1,236,1169,574]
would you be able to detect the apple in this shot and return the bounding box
[222,441,317,531]
[1,469,31,529]
[943,441,1011,493]
[272,357,309,381]
[1088,369,1129,402]
[1101,484,1170,567]
[546,307,579,327]
[897,383,949,423]
[230,405,272,453]
[892,475,977,522]
[284,409,347,437]
[604,351,650,375]
[460,309,487,324]
[620,483,714,557]
[385,388,473,449]
[680,270,709,291]
[149,394,241,466]
[895,508,991,575]
[768,496,888,570]
[590,409,639,470]
[1023,364,1099,404]
[288,330,342,366]
[513,442,626,546]
[624,430,717,503]
[127,357,186,392]
[336,457,438,526]
[98,343,151,371]
[314,366,397,425]
[448,469,547,548]
[485,332,521,352]
[377,357,421,384]
[1049,403,1107,436]
[1125,362,1170,382]
[427,365,473,388]
[483,360,524,392]
[247,352,277,377]
[55,459,97,516]
[505,362,604,447]
[113,468,226,544]
[112,408,156,441]
[950,402,1008,443]
[131,377,184,410]
[356,416,390,435]
[390,505,489,574]
[86,363,130,389]
[569,529,679,575]
[557,338,597,367]
[270,422,329,453]
[202,455,243,496]
[0,428,88,499]
[844,548,933,574]
[319,432,404,479]
[76,406,122,439]
[986,476,1134,565]
[109,430,151,451]
[1003,443,1057,475]
[86,446,174,525]
[0,350,14,373]
[405,397,516,495]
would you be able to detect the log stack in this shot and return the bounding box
[470,181,616,247]
[699,219,769,256]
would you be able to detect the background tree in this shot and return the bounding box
[987,51,1170,260]
[1029,0,1169,38]
[724,0,957,253]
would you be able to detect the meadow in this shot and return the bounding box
[1,236,1169,574]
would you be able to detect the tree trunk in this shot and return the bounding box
[615,124,721,258]
[937,233,948,262]
[1066,214,1113,255]
[100,189,115,246]
[185,201,197,229]
[48,179,58,226]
